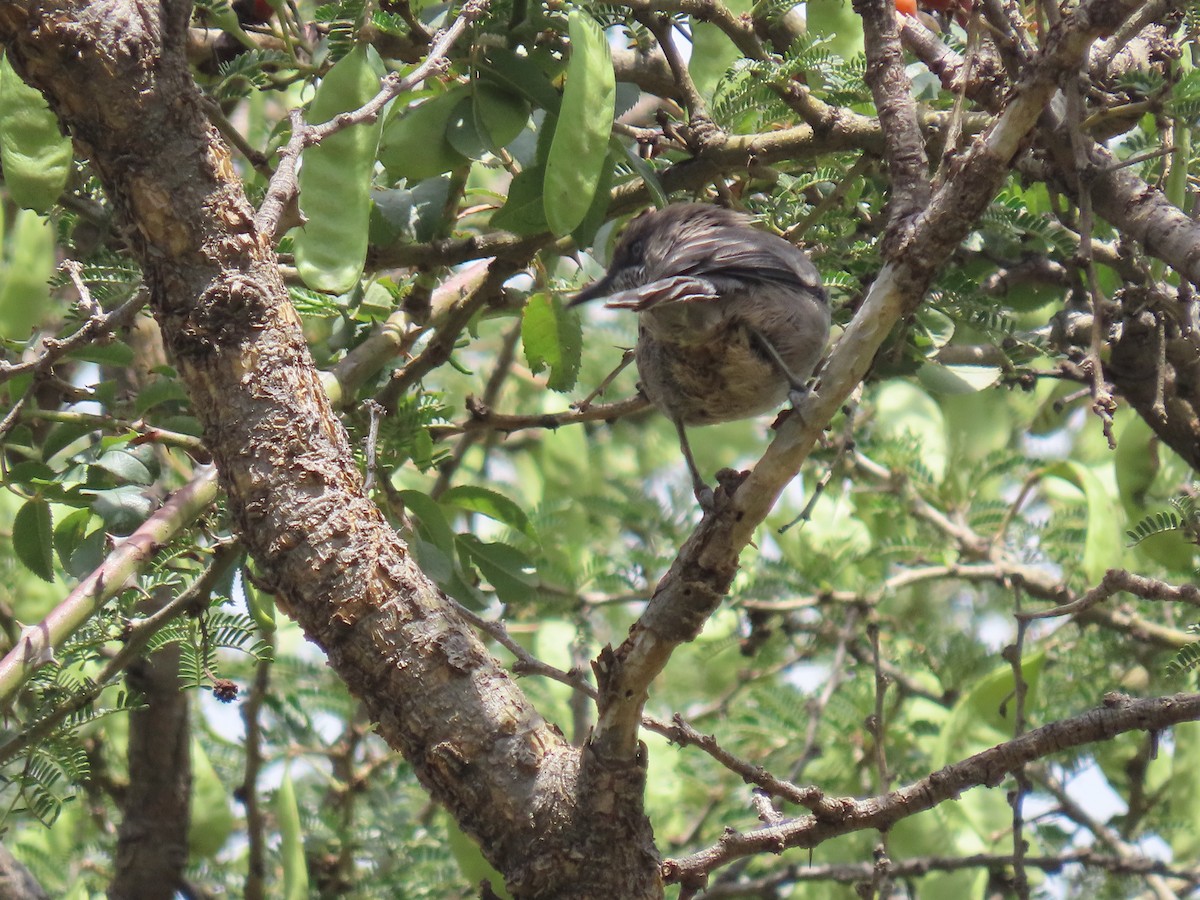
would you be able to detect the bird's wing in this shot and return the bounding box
[602,275,718,310]
[664,227,823,294]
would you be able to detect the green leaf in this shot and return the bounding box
[1044,461,1123,584]
[477,46,562,112]
[1164,721,1200,859]
[244,577,276,633]
[68,340,135,367]
[13,497,54,582]
[411,536,455,585]
[543,10,615,237]
[446,813,512,899]
[456,535,537,605]
[63,524,106,578]
[89,484,154,534]
[440,485,537,541]
[397,489,456,559]
[41,420,95,463]
[688,0,751,98]
[490,164,549,235]
[445,94,489,159]
[52,507,92,572]
[0,53,72,213]
[134,378,190,414]
[616,135,667,210]
[5,460,55,485]
[379,86,469,183]
[872,381,947,483]
[294,45,385,294]
[94,448,155,486]
[446,82,529,158]
[0,209,58,339]
[805,0,864,60]
[201,0,259,50]
[521,292,581,393]
[276,770,309,900]
[188,739,234,859]
[937,651,1045,766]
[1115,415,1194,572]
[916,363,1002,395]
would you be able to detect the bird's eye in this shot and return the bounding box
[624,237,646,260]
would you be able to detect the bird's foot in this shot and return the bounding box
[715,467,749,496]
[789,383,818,410]
[694,468,748,511]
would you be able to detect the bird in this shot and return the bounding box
[572,203,831,507]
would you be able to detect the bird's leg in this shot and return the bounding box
[674,417,714,510]
[573,348,635,412]
[750,328,814,409]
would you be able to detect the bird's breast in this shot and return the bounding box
[633,285,828,425]
[635,322,788,425]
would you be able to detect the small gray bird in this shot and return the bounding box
[573,203,831,506]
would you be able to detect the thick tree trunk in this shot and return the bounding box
[0,1,660,895]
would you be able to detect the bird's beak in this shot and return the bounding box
[570,273,615,307]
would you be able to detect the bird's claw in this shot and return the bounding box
[694,469,749,511]
[789,384,817,410]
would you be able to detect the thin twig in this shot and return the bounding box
[0,281,146,384]
[432,393,651,441]
[1066,76,1117,448]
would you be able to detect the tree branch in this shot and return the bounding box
[854,0,930,226]
[0,467,222,702]
[664,692,1200,887]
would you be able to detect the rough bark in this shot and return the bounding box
[0,0,659,895]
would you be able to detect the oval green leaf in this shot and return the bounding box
[397,488,456,559]
[456,534,537,605]
[0,210,58,339]
[491,164,549,235]
[440,485,537,541]
[244,576,276,633]
[0,53,72,213]
[1044,460,1124,584]
[447,82,529,158]
[276,769,309,900]
[188,739,234,859]
[379,86,470,183]
[14,497,54,582]
[294,46,384,294]
[52,507,92,572]
[543,10,615,237]
[521,292,581,393]
[478,46,562,112]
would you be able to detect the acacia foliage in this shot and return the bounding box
[1,0,1200,897]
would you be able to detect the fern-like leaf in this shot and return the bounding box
[1167,631,1200,677]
